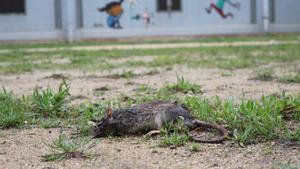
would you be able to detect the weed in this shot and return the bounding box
[165,76,202,94]
[111,70,137,79]
[31,81,70,118]
[41,133,95,162]
[178,93,300,144]
[0,89,29,128]
[220,71,234,77]
[159,132,190,147]
[286,129,300,143]
[187,143,202,152]
[74,103,107,136]
[39,118,63,129]
[159,117,190,147]
[252,69,275,81]
[278,74,300,83]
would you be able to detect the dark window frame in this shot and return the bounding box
[156,0,182,13]
[0,0,26,15]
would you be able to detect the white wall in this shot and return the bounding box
[0,0,299,41]
[274,0,300,24]
[0,0,56,31]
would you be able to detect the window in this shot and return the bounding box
[269,0,276,23]
[0,0,25,14]
[157,0,181,12]
[250,0,257,24]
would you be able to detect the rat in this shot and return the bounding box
[93,101,228,143]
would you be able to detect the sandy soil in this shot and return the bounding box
[0,128,299,169]
[0,66,299,102]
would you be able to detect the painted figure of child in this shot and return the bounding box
[206,0,240,19]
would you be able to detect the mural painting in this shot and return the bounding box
[205,0,241,19]
[98,0,124,29]
[131,9,154,28]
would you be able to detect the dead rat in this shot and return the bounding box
[93,101,228,143]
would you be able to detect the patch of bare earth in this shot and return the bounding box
[0,128,299,169]
[0,66,299,101]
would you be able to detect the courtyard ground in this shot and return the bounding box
[0,34,300,169]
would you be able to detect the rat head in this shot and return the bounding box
[93,107,117,137]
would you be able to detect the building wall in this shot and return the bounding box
[83,0,254,29]
[0,0,56,31]
[274,0,300,24]
[78,0,261,39]
[269,0,300,33]
[0,0,299,42]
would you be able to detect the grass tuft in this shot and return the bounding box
[111,70,137,79]
[165,76,202,94]
[0,89,29,128]
[278,74,300,84]
[41,133,95,162]
[187,143,202,152]
[252,69,275,81]
[31,81,70,118]
[159,118,190,147]
[74,103,107,136]
[183,93,300,144]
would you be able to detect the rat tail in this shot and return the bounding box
[188,119,229,144]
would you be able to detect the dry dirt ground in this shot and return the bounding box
[1,40,300,169]
[0,128,300,169]
[0,65,300,169]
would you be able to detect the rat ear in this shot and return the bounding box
[106,107,113,118]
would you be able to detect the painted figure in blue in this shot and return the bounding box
[98,0,124,29]
[206,0,240,19]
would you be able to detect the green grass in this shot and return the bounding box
[251,68,300,84]
[165,76,202,94]
[73,103,107,136]
[0,89,29,128]
[0,42,300,74]
[31,81,70,118]
[41,132,95,162]
[0,76,299,146]
[159,132,190,147]
[183,93,300,144]
[110,70,138,79]
[187,143,202,152]
[0,33,298,50]
[159,117,190,147]
[111,83,300,144]
[278,74,300,84]
[252,68,275,81]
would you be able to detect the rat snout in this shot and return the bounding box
[92,126,101,138]
[92,121,106,138]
